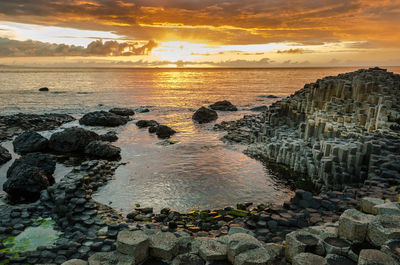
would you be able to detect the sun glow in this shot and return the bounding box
[152,41,212,62]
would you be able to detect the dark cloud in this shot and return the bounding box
[277,48,307,54]
[0,0,399,46]
[0,38,157,57]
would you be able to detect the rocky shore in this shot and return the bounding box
[0,68,399,264]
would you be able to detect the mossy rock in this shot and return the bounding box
[228,209,249,217]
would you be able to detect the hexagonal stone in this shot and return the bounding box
[149,232,178,261]
[292,253,327,265]
[358,249,398,265]
[375,202,400,216]
[234,247,273,265]
[338,209,374,242]
[62,259,88,265]
[198,238,227,261]
[88,251,135,265]
[367,215,400,246]
[228,227,255,236]
[322,237,351,256]
[380,240,400,263]
[307,223,338,240]
[325,254,355,265]
[361,197,384,215]
[227,233,263,263]
[285,231,322,262]
[116,230,149,264]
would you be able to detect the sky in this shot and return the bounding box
[0,0,399,67]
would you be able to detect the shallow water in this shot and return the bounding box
[1,67,399,213]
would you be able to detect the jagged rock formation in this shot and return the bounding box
[216,68,400,189]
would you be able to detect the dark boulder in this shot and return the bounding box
[155,125,176,139]
[209,100,237,111]
[4,153,56,202]
[99,131,118,142]
[49,127,99,153]
[7,153,56,180]
[84,141,121,160]
[259,95,279,98]
[148,126,158,133]
[109,108,135,116]
[13,131,48,154]
[3,166,53,202]
[0,146,11,165]
[38,87,49,92]
[136,108,150,113]
[79,111,128,127]
[136,120,159,128]
[192,107,218,124]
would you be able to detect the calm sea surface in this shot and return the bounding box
[1,67,399,212]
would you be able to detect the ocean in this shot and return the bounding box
[1,66,399,212]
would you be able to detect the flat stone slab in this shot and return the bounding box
[292,253,327,265]
[367,215,400,246]
[361,197,385,215]
[285,230,322,262]
[358,249,398,265]
[149,232,179,261]
[338,209,374,242]
[198,238,227,261]
[116,230,149,264]
[88,251,135,265]
[375,202,400,216]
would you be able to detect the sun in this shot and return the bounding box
[152,41,208,63]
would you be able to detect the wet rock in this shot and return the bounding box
[361,197,385,215]
[358,249,398,265]
[154,125,176,139]
[259,95,279,98]
[79,111,128,127]
[0,145,11,165]
[49,127,99,153]
[99,131,118,142]
[84,141,121,160]
[250,106,268,112]
[209,100,237,111]
[156,140,178,146]
[116,230,149,264]
[39,87,49,91]
[136,120,159,128]
[13,130,48,154]
[367,215,400,246]
[88,251,135,265]
[149,232,179,261]
[172,253,204,265]
[109,108,135,116]
[7,152,56,179]
[62,259,88,265]
[338,209,374,242]
[192,107,218,124]
[198,238,227,261]
[292,253,327,265]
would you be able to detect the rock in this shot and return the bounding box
[325,254,355,265]
[49,127,99,153]
[338,209,374,242]
[88,251,135,265]
[375,202,400,216]
[367,215,400,246]
[227,233,263,263]
[172,253,204,265]
[292,253,327,265]
[109,108,135,116]
[209,100,238,111]
[154,125,176,139]
[39,87,49,91]
[116,230,149,264]
[322,237,351,256]
[234,247,274,265]
[228,227,255,236]
[361,197,385,215]
[149,232,179,261]
[4,165,53,202]
[381,240,400,263]
[156,140,178,146]
[198,238,227,261]
[84,141,121,160]
[7,152,56,179]
[0,145,11,165]
[259,95,279,98]
[250,106,268,112]
[99,131,118,142]
[358,249,398,265]
[79,111,128,127]
[136,120,159,128]
[285,231,322,262]
[192,107,218,124]
[61,259,88,265]
[13,131,48,154]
